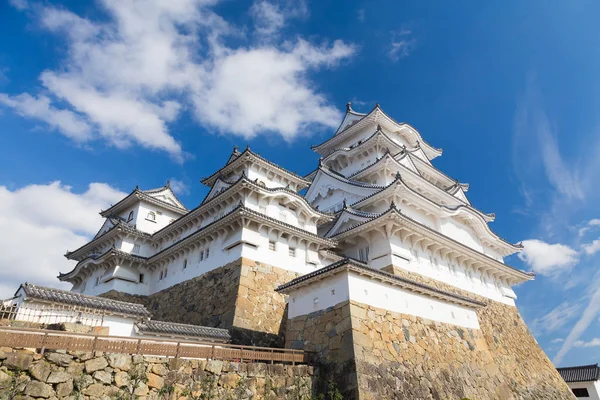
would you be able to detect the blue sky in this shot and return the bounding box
[1,0,600,367]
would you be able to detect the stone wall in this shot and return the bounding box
[0,348,315,399]
[103,258,299,347]
[286,267,576,400]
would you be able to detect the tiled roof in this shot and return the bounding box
[557,364,600,383]
[19,283,151,318]
[135,320,230,341]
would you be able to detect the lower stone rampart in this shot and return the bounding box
[286,267,576,400]
[102,258,299,347]
[0,348,315,399]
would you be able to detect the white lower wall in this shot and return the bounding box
[566,381,600,400]
[287,270,480,330]
[8,297,137,337]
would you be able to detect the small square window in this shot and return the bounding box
[206,249,210,258]
[199,251,204,261]
[269,241,276,251]
[183,259,187,269]
[139,274,144,283]
[164,268,168,278]
[132,244,140,254]
[159,271,163,280]
[331,289,335,295]
[289,248,296,257]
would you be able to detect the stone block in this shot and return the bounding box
[84,357,108,373]
[46,352,72,367]
[115,371,130,387]
[107,353,132,371]
[151,363,168,376]
[205,360,223,375]
[24,381,53,398]
[147,372,164,389]
[3,352,33,370]
[29,361,51,382]
[83,382,105,397]
[93,370,112,384]
[47,371,71,384]
[56,379,73,397]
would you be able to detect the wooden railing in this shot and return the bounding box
[0,327,308,365]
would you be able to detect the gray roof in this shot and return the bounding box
[557,364,600,383]
[135,320,230,341]
[19,283,151,318]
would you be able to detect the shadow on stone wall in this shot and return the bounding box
[101,258,299,348]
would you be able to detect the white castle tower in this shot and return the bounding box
[291,102,532,307]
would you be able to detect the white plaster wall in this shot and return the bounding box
[10,297,137,337]
[287,273,350,318]
[311,189,362,213]
[103,315,136,337]
[439,218,484,253]
[566,381,600,400]
[348,273,480,329]
[287,271,480,330]
[339,233,516,305]
[135,202,180,234]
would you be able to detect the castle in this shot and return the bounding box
[19,104,575,398]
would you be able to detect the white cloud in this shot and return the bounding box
[551,338,565,343]
[518,239,579,275]
[9,0,28,10]
[590,219,600,226]
[0,93,91,141]
[251,1,285,39]
[388,30,416,62]
[169,179,189,195]
[357,9,365,22]
[582,239,600,256]
[555,287,600,364]
[1,0,353,160]
[573,338,600,348]
[0,182,125,298]
[531,302,580,335]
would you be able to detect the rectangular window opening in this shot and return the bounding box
[289,247,296,257]
[572,388,590,397]
[139,274,144,283]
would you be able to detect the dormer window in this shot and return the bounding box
[127,211,134,222]
[146,211,156,221]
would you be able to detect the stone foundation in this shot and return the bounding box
[103,258,299,347]
[286,268,576,399]
[0,348,315,399]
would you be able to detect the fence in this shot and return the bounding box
[0,326,308,364]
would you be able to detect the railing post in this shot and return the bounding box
[240,347,244,363]
[211,345,215,360]
[136,339,142,355]
[175,341,181,358]
[270,349,274,365]
[40,332,48,355]
[92,334,98,354]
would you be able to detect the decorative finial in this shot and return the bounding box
[166,180,170,188]
[245,144,250,150]
[135,185,139,190]
[319,157,324,167]
[377,124,382,131]
[390,200,396,209]
[375,102,380,108]
[343,199,347,208]
[395,171,401,181]
[233,145,238,152]
[346,101,352,111]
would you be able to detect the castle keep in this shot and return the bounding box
[20,103,573,398]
